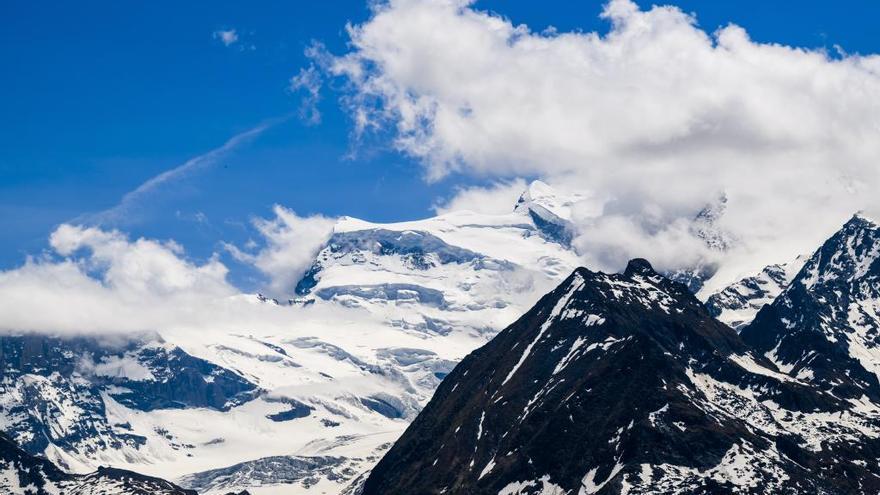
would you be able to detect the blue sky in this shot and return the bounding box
[2,0,879,277]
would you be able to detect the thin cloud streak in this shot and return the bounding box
[84,117,288,226]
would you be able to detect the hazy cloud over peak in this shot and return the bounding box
[225,206,336,297]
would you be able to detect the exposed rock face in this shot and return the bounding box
[176,454,350,494]
[362,260,880,495]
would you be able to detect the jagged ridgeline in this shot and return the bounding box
[741,215,880,402]
[362,258,880,495]
[0,333,258,464]
[4,172,880,495]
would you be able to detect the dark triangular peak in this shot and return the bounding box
[801,213,880,283]
[362,262,875,495]
[742,213,880,401]
[623,257,655,276]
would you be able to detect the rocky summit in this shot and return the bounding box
[362,257,880,494]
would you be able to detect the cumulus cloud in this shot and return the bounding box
[320,0,880,279]
[226,205,336,296]
[433,179,527,215]
[49,224,234,298]
[0,222,344,335]
[0,225,234,333]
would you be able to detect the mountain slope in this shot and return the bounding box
[742,214,880,401]
[0,432,195,495]
[704,257,805,330]
[362,260,880,495]
[0,332,259,473]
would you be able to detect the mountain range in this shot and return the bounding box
[362,253,880,493]
[3,182,880,494]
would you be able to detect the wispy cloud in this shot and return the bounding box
[213,29,239,47]
[290,65,323,125]
[85,118,285,226]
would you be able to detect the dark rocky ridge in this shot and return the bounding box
[742,214,880,401]
[362,259,880,495]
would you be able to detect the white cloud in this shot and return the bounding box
[321,0,880,277]
[0,223,343,335]
[0,225,236,333]
[226,205,336,297]
[49,224,233,298]
[433,179,527,215]
[290,65,323,125]
[214,29,239,46]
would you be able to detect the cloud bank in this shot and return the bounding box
[320,0,880,277]
[0,207,336,334]
[0,225,234,334]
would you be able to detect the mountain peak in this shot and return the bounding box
[513,180,583,219]
[797,212,880,290]
[623,257,655,276]
[516,179,554,203]
[850,211,879,227]
[741,213,880,401]
[362,260,868,494]
[513,180,587,245]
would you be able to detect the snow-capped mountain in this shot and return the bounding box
[0,182,581,494]
[512,179,588,245]
[661,194,735,294]
[361,260,880,494]
[0,432,194,494]
[741,214,880,401]
[704,257,805,330]
[0,332,258,473]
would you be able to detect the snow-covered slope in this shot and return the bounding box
[0,432,194,495]
[7,179,871,494]
[0,333,259,474]
[0,182,581,494]
[361,260,880,494]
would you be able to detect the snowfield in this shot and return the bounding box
[1,182,583,494]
